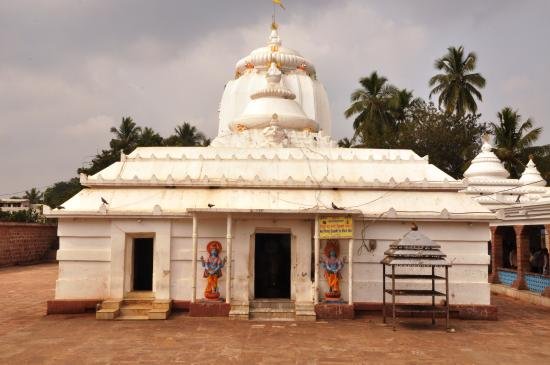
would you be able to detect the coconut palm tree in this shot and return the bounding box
[138,127,164,147]
[389,88,422,123]
[165,122,207,147]
[490,107,550,178]
[344,71,398,147]
[429,46,486,116]
[109,116,142,154]
[23,188,43,204]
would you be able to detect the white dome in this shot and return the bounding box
[519,158,546,186]
[464,137,509,180]
[229,62,317,132]
[217,24,331,138]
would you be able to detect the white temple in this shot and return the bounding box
[45,23,497,320]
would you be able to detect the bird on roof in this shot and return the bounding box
[331,202,344,210]
[101,197,109,205]
[208,203,215,208]
[411,222,418,231]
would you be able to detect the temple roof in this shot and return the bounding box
[80,146,458,189]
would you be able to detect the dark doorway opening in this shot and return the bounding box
[254,233,291,298]
[133,238,153,291]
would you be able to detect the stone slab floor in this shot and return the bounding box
[1,263,549,365]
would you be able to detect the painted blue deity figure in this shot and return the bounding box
[321,240,344,296]
[200,241,227,299]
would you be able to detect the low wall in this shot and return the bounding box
[0,222,58,267]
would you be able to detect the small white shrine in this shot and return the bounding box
[46,23,496,320]
[462,136,550,295]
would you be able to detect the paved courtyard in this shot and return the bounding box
[1,263,549,364]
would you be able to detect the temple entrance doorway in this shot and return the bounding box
[254,233,291,298]
[132,238,153,291]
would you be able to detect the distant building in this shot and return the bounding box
[0,198,31,213]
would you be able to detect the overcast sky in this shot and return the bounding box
[1,0,549,196]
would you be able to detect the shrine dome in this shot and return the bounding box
[463,136,509,181]
[216,24,331,139]
[519,158,546,187]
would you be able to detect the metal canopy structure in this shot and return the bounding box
[381,227,451,331]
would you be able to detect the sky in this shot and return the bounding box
[1,0,549,196]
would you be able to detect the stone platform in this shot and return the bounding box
[189,300,231,317]
[315,303,354,319]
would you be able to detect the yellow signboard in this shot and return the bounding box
[319,216,353,239]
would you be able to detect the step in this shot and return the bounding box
[96,308,119,320]
[120,305,152,316]
[122,299,155,306]
[148,308,170,320]
[115,315,149,321]
[249,307,295,314]
[249,311,296,321]
[100,300,122,310]
[250,300,295,310]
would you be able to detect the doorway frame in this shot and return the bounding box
[123,233,155,296]
[249,227,296,301]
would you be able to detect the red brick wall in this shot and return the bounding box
[0,222,57,267]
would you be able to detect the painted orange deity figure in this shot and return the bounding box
[321,240,344,300]
[200,241,227,300]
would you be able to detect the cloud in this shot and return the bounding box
[64,115,115,137]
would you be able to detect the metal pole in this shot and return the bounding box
[431,266,435,325]
[348,237,354,304]
[382,264,386,323]
[392,265,396,331]
[445,266,450,330]
[225,215,233,304]
[314,215,320,304]
[191,214,198,303]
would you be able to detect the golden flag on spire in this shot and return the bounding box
[272,0,285,10]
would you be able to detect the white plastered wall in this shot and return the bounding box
[56,218,111,299]
[55,217,490,306]
[170,218,227,301]
[350,220,491,305]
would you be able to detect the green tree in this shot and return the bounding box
[78,149,119,176]
[429,46,486,116]
[23,188,43,204]
[388,88,421,123]
[43,178,83,209]
[109,116,142,154]
[165,122,207,146]
[138,127,164,147]
[337,137,354,148]
[490,107,550,178]
[396,101,488,178]
[344,71,398,148]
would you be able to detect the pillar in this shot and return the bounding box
[348,238,354,304]
[511,225,528,290]
[489,226,503,284]
[314,215,320,304]
[544,225,550,298]
[191,214,198,302]
[225,215,233,304]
